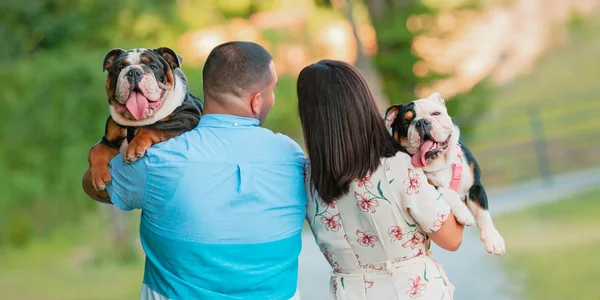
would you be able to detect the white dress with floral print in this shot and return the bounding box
[306,152,455,300]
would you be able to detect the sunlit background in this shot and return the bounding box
[1,0,599,299]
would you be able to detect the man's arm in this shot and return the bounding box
[81,153,148,210]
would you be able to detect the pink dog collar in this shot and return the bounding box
[449,145,463,192]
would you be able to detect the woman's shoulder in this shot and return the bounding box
[384,150,412,169]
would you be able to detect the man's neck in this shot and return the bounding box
[202,96,255,119]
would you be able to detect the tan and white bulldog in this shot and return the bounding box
[88,47,203,193]
[385,92,505,255]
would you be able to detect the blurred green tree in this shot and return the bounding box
[364,0,491,141]
[0,0,178,249]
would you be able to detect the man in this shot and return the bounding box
[82,41,307,300]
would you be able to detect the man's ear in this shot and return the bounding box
[103,48,124,72]
[250,92,263,117]
[427,92,445,105]
[384,106,400,129]
[153,47,183,69]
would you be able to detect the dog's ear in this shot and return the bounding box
[384,106,400,130]
[427,92,445,105]
[103,48,125,72]
[153,47,183,69]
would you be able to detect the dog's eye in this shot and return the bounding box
[432,112,441,116]
[116,67,123,73]
[151,65,157,71]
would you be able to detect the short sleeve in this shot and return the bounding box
[275,133,306,165]
[404,167,451,233]
[106,154,148,211]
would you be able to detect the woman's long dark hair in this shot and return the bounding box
[297,60,401,203]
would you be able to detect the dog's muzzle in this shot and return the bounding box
[126,67,144,85]
[415,119,432,141]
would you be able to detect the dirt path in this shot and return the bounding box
[297,167,600,300]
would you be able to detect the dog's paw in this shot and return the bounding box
[452,205,475,227]
[124,137,152,163]
[481,229,506,255]
[90,165,112,192]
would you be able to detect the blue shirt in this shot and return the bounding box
[106,114,307,299]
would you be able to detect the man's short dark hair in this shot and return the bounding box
[202,41,273,97]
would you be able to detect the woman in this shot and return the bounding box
[297,60,464,300]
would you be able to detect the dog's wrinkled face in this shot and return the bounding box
[102,47,182,121]
[385,92,457,168]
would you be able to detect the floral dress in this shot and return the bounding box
[305,151,455,300]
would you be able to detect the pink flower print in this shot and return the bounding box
[402,232,425,249]
[394,256,408,263]
[355,192,379,213]
[322,247,339,269]
[404,168,421,196]
[355,254,383,271]
[321,213,342,232]
[333,279,338,294]
[356,230,379,247]
[385,160,391,172]
[328,200,337,209]
[388,225,405,242]
[358,174,373,188]
[344,234,350,243]
[414,248,424,257]
[432,212,449,229]
[365,280,374,289]
[406,276,427,298]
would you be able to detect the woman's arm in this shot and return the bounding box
[400,164,466,251]
[428,211,464,251]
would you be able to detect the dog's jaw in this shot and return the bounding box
[421,125,460,172]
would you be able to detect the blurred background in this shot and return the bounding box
[1,0,599,299]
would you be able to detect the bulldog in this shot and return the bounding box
[385,92,505,255]
[88,47,202,192]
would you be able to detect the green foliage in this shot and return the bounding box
[264,76,303,140]
[0,48,110,246]
[369,2,423,104]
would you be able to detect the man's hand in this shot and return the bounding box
[82,169,112,204]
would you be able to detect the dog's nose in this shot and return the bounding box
[127,68,143,82]
[415,119,431,128]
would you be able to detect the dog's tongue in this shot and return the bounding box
[411,140,434,168]
[125,91,149,120]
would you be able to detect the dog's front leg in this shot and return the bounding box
[123,128,180,163]
[89,116,126,192]
[437,186,474,227]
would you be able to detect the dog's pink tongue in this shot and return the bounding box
[411,140,434,168]
[125,92,149,120]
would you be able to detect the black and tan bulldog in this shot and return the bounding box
[385,92,505,255]
[88,47,202,192]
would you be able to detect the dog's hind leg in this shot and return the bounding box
[467,184,506,255]
[89,116,126,192]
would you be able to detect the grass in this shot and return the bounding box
[494,189,600,300]
[0,209,144,300]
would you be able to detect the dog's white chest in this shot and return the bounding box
[425,154,474,200]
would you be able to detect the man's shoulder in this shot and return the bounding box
[257,129,304,159]
[143,128,199,163]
